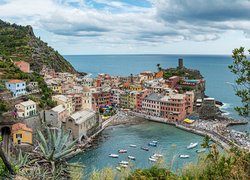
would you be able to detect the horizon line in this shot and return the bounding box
[63,53,232,56]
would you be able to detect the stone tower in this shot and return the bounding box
[178,58,184,69]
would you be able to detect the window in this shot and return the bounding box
[16,134,22,138]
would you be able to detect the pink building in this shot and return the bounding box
[166,76,180,89]
[160,94,187,121]
[141,93,163,117]
[14,61,30,73]
[136,89,151,112]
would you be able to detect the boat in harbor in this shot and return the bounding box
[152,141,158,144]
[187,142,198,149]
[120,164,128,168]
[153,153,163,158]
[118,149,128,153]
[149,157,157,162]
[109,154,119,158]
[179,155,190,158]
[116,166,121,171]
[128,156,136,160]
[196,148,206,153]
[148,142,157,147]
[119,161,129,165]
[141,147,149,151]
[129,144,137,148]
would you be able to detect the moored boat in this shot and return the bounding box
[118,149,128,153]
[141,147,149,151]
[179,155,190,158]
[128,156,136,160]
[116,166,121,171]
[196,148,206,153]
[109,154,119,158]
[187,142,198,149]
[148,142,157,147]
[129,144,137,148]
[153,153,163,158]
[152,141,158,144]
[149,157,157,162]
[119,161,129,165]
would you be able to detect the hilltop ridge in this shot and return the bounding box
[0,19,76,74]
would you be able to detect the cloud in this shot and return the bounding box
[0,0,250,54]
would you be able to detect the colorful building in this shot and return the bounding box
[120,90,130,109]
[45,104,67,127]
[166,76,180,89]
[15,100,37,118]
[142,93,163,117]
[52,95,74,115]
[12,123,32,145]
[5,79,26,97]
[14,61,30,73]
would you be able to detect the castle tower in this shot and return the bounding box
[178,58,184,69]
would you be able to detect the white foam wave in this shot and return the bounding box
[220,103,231,110]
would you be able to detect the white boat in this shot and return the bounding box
[109,154,119,158]
[129,144,137,148]
[149,157,157,162]
[152,141,158,144]
[179,155,190,159]
[128,156,136,160]
[119,161,129,165]
[116,166,121,171]
[148,142,157,147]
[118,149,128,153]
[153,153,163,158]
[141,147,149,151]
[196,148,206,153]
[187,142,198,149]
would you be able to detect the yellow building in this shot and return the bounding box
[51,84,62,94]
[12,123,33,145]
[52,95,74,115]
[130,84,142,92]
[129,91,138,110]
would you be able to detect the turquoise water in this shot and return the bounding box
[65,54,249,178]
[69,122,206,178]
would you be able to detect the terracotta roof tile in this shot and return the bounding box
[12,123,32,133]
[8,79,25,84]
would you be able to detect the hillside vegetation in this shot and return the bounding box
[0,19,76,73]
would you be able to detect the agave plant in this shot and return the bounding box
[37,128,78,161]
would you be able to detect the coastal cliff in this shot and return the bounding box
[0,19,76,74]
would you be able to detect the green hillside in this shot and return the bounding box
[0,19,76,73]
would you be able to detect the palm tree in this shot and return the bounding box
[156,64,162,71]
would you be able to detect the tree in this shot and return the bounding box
[228,47,250,117]
[156,64,162,71]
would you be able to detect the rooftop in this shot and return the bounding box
[12,123,32,133]
[51,104,65,113]
[8,79,25,84]
[144,93,164,101]
[52,95,68,102]
[19,100,36,107]
[70,109,96,124]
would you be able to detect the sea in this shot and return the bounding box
[64,54,249,178]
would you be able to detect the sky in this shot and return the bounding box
[0,0,250,55]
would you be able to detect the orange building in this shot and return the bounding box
[14,61,30,73]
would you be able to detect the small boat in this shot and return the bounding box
[128,156,136,160]
[148,142,157,147]
[109,154,119,158]
[116,166,121,171]
[119,161,129,165]
[149,157,157,162]
[179,155,190,159]
[141,147,149,151]
[187,142,198,149]
[196,148,206,153]
[118,149,128,153]
[153,153,163,158]
[129,144,137,148]
[152,141,158,144]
